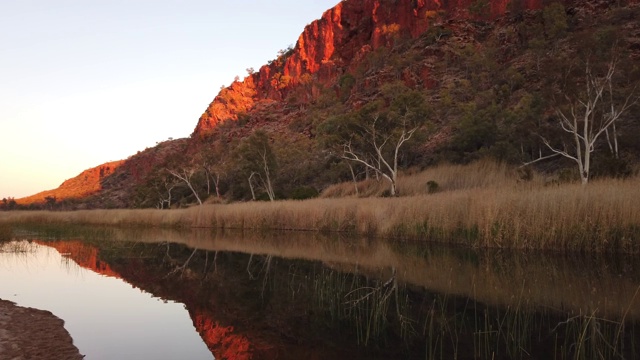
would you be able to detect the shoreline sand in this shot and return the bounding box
[0,298,83,360]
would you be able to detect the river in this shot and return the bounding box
[1,226,639,359]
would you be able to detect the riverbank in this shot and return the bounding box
[0,299,83,360]
[1,163,639,253]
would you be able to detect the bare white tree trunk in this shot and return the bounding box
[155,177,177,209]
[167,168,203,205]
[348,163,359,196]
[538,57,636,184]
[260,146,276,201]
[248,170,275,202]
[203,165,223,198]
[342,116,417,196]
[212,173,221,198]
[246,145,276,202]
[248,172,257,201]
[160,179,176,209]
[203,167,211,195]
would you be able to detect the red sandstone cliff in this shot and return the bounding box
[17,161,124,205]
[16,138,187,208]
[193,0,548,135]
[18,0,639,207]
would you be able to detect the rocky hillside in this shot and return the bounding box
[12,0,640,209]
[16,161,123,207]
[194,0,548,136]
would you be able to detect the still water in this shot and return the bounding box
[1,226,639,359]
[0,241,212,360]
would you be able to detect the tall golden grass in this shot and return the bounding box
[1,161,639,253]
[320,160,544,197]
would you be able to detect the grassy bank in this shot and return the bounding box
[1,162,639,253]
[321,160,543,197]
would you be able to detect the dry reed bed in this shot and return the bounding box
[1,177,639,252]
[321,160,545,197]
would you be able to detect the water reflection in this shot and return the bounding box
[0,240,212,360]
[7,226,640,359]
[78,226,640,320]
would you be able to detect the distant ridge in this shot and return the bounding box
[17,160,124,205]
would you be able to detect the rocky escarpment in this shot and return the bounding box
[17,160,123,205]
[193,0,548,135]
[17,0,640,208]
[15,138,186,209]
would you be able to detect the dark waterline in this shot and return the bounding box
[3,225,640,359]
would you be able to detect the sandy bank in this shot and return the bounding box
[0,299,83,360]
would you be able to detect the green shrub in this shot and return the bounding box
[543,3,568,40]
[289,187,319,200]
[427,180,440,194]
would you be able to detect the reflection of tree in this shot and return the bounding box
[346,267,397,306]
[32,235,640,360]
[202,250,219,279]
[32,239,367,357]
[317,266,418,346]
[345,268,405,343]
[163,242,199,277]
[246,254,274,297]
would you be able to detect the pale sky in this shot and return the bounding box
[0,0,339,199]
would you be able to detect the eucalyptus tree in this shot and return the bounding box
[320,82,430,196]
[166,168,203,205]
[196,137,229,199]
[236,130,278,201]
[532,43,638,184]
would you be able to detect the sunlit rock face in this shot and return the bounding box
[195,77,258,134]
[193,0,549,136]
[17,161,124,205]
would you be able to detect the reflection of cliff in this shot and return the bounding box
[192,316,253,360]
[36,239,378,359]
[30,233,640,359]
[35,240,121,279]
[36,226,640,322]
[35,240,253,360]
